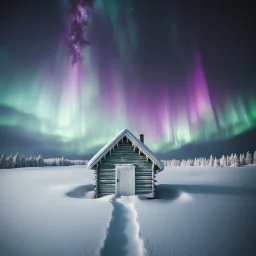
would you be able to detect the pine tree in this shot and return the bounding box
[29,156,36,167]
[25,158,30,167]
[230,154,234,167]
[37,155,44,167]
[253,151,256,164]
[233,153,239,167]
[220,155,226,167]
[0,153,6,169]
[227,156,231,167]
[245,151,252,165]
[6,155,13,168]
[5,157,9,168]
[209,155,214,167]
[35,155,43,167]
[239,153,245,165]
[57,158,61,166]
[20,155,25,167]
[13,153,21,168]
[200,158,205,166]
[35,156,39,167]
[214,157,218,167]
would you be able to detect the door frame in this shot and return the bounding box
[115,164,135,196]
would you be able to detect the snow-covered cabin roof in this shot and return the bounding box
[87,129,164,171]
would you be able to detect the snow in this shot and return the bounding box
[87,129,164,171]
[1,165,256,256]
[0,166,112,256]
[136,166,256,256]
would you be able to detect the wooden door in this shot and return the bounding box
[116,164,135,196]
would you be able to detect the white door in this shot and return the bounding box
[115,164,135,196]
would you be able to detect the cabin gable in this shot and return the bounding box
[94,136,158,198]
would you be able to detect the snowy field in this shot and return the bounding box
[1,165,256,256]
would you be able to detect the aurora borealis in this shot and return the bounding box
[0,0,255,159]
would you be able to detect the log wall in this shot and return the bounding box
[94,137,157,198]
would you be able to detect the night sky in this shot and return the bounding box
[0,0,255,160]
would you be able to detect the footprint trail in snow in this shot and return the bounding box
[100,196,146,256]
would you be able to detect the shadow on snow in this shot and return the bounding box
[155,184,256,201]
[66,184,94,199]
[65,183,256,201]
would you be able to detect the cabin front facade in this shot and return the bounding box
[87,129,164,198]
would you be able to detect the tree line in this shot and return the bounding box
[0,153,87,169]
[161,151,256,167]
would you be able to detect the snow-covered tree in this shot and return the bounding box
[180,159,186,166]
[233,153,239,167]
[239,153,245,165]
[197,158,202,166]
[6,155,13,169]
[56,158,61,166]
[213,157,219,167]
[227,156,231,167]
[253,151,256,164]
[25,158,30,167]
[245,151,252,165]
[36,155,44,167]
[29,157,36,167]
[229,154,234,167]
[13,153,21,168]
[0,153,6,169]
[208,155,214,167]
[20,155,25,167]
[200,158,206,166]
[170,159,179,166]
[186,159,193,166]
[220,155,226,167]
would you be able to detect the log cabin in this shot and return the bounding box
[87,129,164,198]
